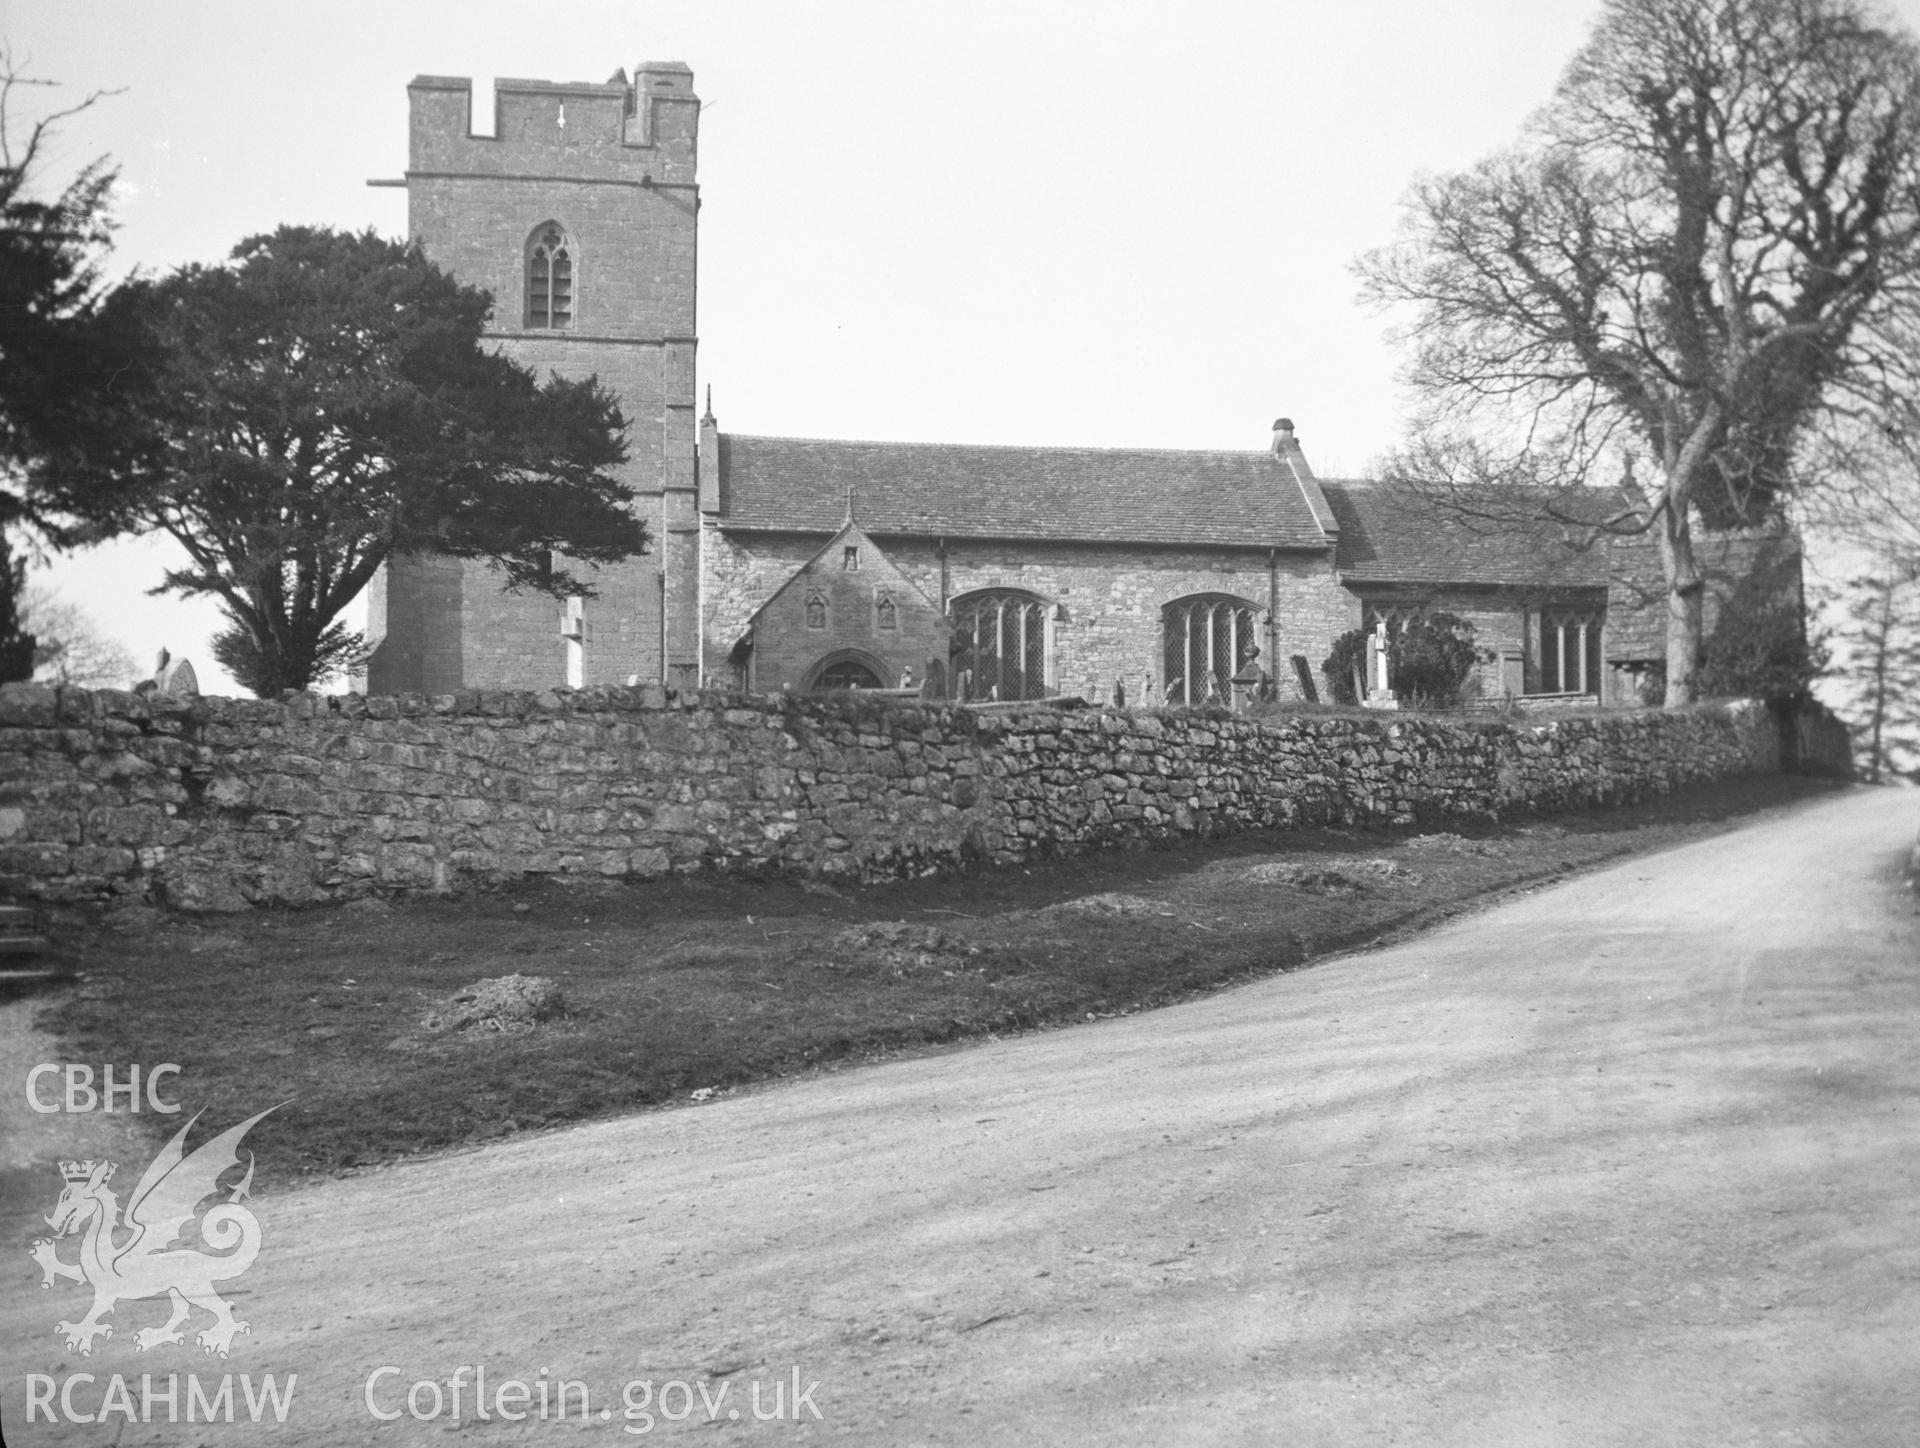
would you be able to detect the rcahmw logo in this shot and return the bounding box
[26,1371,297,1426]
[29,1104,282,1359]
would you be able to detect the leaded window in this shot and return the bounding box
[950,589,1050,702]
[1163,594,1259,705]
[526,223,575,329]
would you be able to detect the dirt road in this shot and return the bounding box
[3,785,1917,1445]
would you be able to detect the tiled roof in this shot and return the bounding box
[1319,478,1800,662]
[1603,530,1669,659]
[1603,530,1800,661]
[714,434,1331,550]
[1322,479,1624,589]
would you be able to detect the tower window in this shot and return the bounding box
[526,223,575,329]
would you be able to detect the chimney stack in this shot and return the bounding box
[1266,415,1339,556]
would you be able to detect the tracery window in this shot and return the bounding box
[526,223,575,329]
[1163,594,1259,705]
[1535,608,1601,695]
[950,589,1050,701]
[1361,602,1422,633]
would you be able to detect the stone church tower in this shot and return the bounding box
[362,65,701,692]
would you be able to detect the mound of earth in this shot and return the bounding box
[1241,858,1421,892]
[423,973,566,1034]
[825,922,977,975]
[1042,892,1174,918]
[1404,832,1505,856]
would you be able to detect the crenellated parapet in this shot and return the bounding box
[407,65,698,184]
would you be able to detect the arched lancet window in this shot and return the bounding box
[949,589,1051,702]
[526,223,575,329]
[1163,594,1260,706]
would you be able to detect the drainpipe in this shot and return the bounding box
[1267,548,1279,687]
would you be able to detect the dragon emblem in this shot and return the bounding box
[29,1105,280,1358]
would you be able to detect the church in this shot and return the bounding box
[360,64,1793,710]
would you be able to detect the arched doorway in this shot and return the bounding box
[802,649,891,691]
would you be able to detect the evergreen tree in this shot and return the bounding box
[76,226,644,694]
[0,55,155,536]
[0,57,152,686]
[0,536,34,684]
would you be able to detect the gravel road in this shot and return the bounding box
[3,784,1916,1445]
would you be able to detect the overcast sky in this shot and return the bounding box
[10,0,1920,694]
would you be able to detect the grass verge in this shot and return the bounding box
[33,774,1839,1177]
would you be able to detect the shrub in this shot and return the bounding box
[1322,629,1369,705]
[1323,612,1487,707]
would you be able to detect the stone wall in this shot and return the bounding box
[1778,698,1856,780]
[0,684,1791,912]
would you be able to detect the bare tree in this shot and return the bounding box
[1796,393,1920,559]
[20,582,138,688]
[1821,547,1920,782]
[1358,0,1920,704]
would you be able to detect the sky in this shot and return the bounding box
[8,0,1920,695]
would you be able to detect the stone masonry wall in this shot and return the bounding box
[0,684,1785,912]
[702,529,1356,701]
[365,68,700,695]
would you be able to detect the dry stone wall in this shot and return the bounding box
[0,683,1786,911]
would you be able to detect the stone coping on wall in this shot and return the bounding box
[0,679,1807,735]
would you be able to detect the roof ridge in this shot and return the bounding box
[725,432,1278,460]
[1321,476,1636,494]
